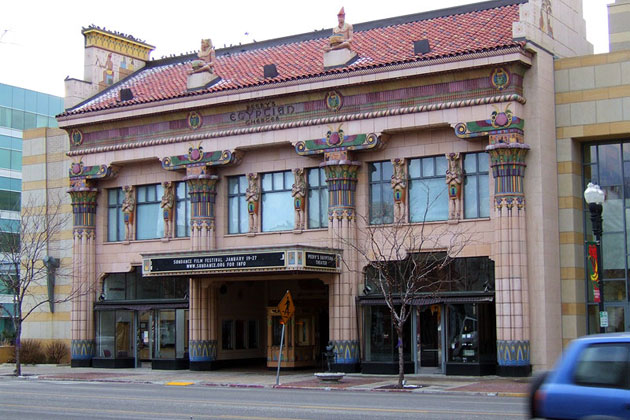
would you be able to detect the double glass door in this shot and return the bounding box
[135,309,188,367]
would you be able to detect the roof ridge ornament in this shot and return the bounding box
[323,7,358,69]
[187,38,221,90]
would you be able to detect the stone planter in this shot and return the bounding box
[314,372,345,382]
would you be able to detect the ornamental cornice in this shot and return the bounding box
[67,94,526,157]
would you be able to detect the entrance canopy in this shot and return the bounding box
[142,245,342,277]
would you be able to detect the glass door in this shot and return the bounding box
[156,309,176,359]
[136,310,153,366]
[604,304,629,332]
[417,305,441,370]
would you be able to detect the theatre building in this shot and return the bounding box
[46,0,593,375]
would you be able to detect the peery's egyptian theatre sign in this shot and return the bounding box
[142,246,341,276]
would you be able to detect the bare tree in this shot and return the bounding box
[341,208,470,388]
[0,193,77,376]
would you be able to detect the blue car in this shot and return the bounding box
[529,333,630,419]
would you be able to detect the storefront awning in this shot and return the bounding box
[141,245,342,277]
[94,302,188,311]
[358,294,494,306]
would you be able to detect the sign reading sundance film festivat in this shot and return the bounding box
[142,247,340,276]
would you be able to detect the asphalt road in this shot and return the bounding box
[0,379,528,419]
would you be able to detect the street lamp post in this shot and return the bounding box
[584,182,606,333]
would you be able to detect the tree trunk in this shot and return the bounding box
[15,321,21,377]
[396,324,404,388]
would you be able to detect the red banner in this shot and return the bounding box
[587,242,601,303]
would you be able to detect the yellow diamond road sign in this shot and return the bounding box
[278,290,295,324]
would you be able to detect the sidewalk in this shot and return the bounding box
[0,364,530,397]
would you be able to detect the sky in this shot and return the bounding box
[0,0,615,98]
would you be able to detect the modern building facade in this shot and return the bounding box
[0,83,64,340]
[23,0,599,376]
[555,0,630,347]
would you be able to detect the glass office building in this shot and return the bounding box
[0,83,64,340]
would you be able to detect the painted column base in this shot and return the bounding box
[497,339,531,377]
[189,339,217,371]
[71,339,94,367]
[330,340,360,373]
[190,361,218,371]
[71,358,92,367]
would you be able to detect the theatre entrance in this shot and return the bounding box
[214,278,329,370]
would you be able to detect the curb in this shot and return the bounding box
[1,372,529,397]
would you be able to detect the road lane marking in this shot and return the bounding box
[0,393,525,418]
[0,402,305,420]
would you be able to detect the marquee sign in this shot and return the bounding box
[142,247,341,276]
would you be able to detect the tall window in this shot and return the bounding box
[136,184,164,240]
[308,167,328,229]
[175,182,190,237]
[228,175,248,234]
[408,156,448,222]
[261,170,294,232]
[463,152,490,219]
[583,142,630,334]
[369,161,394,225]
[107,188,124,242]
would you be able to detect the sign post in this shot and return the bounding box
[275,290,295,386]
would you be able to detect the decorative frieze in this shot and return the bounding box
[68,65,526,154]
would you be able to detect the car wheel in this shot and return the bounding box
[528,371,548,418]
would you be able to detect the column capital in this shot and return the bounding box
[295,127,383,157]
[453,105,524,141]
[162,145,241,171]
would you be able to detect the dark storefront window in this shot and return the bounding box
[102,268,188,301]
[223,318,260,350]
[364,255,494,294]
[96,310,133,359]
[362,256,495,369]
[364,306,412,362]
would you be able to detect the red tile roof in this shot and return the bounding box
[65,2,523,116]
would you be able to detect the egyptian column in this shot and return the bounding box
[455,107,531,376]
[323,149,361,371]
[162,147,238,370]
[296,130,381,372]
[67,162,114,366]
